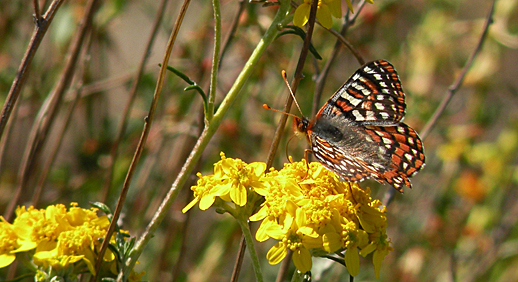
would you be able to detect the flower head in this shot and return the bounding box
[250,159,390,277]
[182,152,270,213]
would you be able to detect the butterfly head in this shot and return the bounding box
[293,116,311,136]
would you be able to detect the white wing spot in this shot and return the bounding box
[408,138,415,145]
[380,112,390,119]
[375,103,385,110]
[382,137,392,144]
[352,110,364,120]
[342,93,362,106]
[377,95,385,100]
[405,153,413,161]
[365,111,375,120]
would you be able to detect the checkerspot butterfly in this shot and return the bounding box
[293,60,425,192]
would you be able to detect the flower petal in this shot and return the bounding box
[293,247,312,273]
[0,254,15,268]
[293,3,311,27]
[267,242,287,265]
[345,247,360,277]
[316,4,333,29]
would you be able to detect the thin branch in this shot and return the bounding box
[108,0,193,279]
[206,0,222,122]
[383,0,496,208]
[3,0,99,221]
[119,1,291,277]
[420,0,495,140]
[31,30,92,206]
[33,0,41,22]
[0,0,64,145]
[100,0,170,203]
[312,1,368,117]
[265,0,319,170]
[326,28,365,66]
[219,0,247,69]
[269,1,320,281]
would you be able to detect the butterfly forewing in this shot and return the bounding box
[320,60,406,126]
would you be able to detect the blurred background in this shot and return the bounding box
[1,0,517,281]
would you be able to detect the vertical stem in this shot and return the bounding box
[236,217,264,282]
[120,0,290,277]
[207,0,222,122]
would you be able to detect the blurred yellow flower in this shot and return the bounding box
[293,0,343,29]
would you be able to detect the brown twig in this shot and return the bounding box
[31,31,92,206]
[0,0,63,139]
[100,0,170,203]
[33,0,41,22]
[229,236,247,282]
[219,0,247,69]
[96,1,192,280]
[0,0,63,149]
[312,2,369,117]
[265,0,318,169]
[269,2,320,281]
[420,0,495,140]
[3,0,99,221]
[326,28,365,66]
[383,0,496,208]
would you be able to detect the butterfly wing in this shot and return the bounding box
[363,123,425,191]
[310,122,425,192]
[318,60,407,126]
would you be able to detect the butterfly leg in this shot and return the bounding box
[303,149,313,179]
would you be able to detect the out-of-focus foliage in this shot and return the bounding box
[1,0,517,281]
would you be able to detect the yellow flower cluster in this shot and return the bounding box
[183,153,391,277]
[182,152,269,213]
[0,203,144,281]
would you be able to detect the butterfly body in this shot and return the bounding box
[294,60,425,192]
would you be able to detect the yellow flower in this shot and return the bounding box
[293,0,343,29]
[183,152,270,213]
[250,159,390,276]
[0,218,18,268]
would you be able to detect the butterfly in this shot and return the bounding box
[293,60,425,192]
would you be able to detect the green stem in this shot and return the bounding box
[236,216,264,282]
[122,0,290,277]
[290,270,303,282]
[207,0,221,122]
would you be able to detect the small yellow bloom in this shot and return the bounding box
[183,152,270,213]
[293,0,343,29]
[0,218,18,268]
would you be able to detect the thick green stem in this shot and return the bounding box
[121,0,291,277]
[236,216,264,282]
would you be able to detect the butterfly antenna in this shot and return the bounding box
[281,70,304,116]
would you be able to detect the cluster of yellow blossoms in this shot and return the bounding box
[183,152,391,278]
[0,203,143,281]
